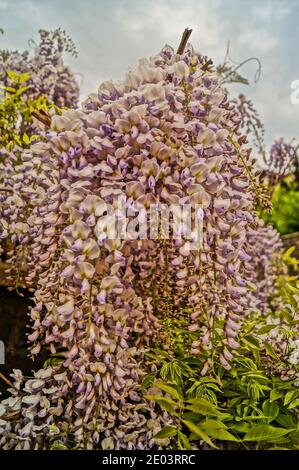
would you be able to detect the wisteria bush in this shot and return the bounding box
[0,34,298,450]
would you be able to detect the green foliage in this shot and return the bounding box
[144,353,299,449]
[264,181,299,235]
[0,71,57,151]
[50,442,69,450]
[144,277,299,450]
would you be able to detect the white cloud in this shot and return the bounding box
[0,0,8,9]
[237,29,278,54]
[113,0,223,47]
[0,0,298,145]
[253,0,291,21]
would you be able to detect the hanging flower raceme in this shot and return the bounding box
[233,94,265,159]
[244,219,286,315]
[263,138,298,185]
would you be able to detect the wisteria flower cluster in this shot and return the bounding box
[264,138,298,185]
[0,42,293,449]
[244,219,285,315]
[233,93,265,160]
[0,29,79,108]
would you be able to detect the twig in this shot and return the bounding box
[0,371,14,389]
[177,28,193,55]
[282,231,299,241]
[3,410,21,421]
[32,110,51,127]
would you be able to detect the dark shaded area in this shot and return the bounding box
[0,287,45,397]
[282,232,299,262]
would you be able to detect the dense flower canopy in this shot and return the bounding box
[0,41,297,450]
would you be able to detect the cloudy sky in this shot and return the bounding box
[0,0,298,148]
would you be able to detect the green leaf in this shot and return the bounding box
[280,308,294,324]
[251,348,261,366]
[178,431,192,450]
[202,426,239,442]
[22,133,31,145]
[286,283,299,295]
[18,72,30,83]
[1,85,16,93]
[244,414,271,421]
[244,424,294,442]
[199,419,239,441]
[262,400,279,422]
[141,373,155,389]
[145,395,179,416]
[50,440,68,450]
[256,325,277,335]
[288,398,299,410]
[154,425,177,440]
[264,343,281,362]
[186,398,221,417]
[182,411,201,422]
[222,390,240,398]
[16,86,28,96]
[276,412,298,428]
[160,362,171,380]
[283,246,295,259]
[7,70,19,81]
[243,335,260,349]
[182,419,218,449]
[270,389,283,402]
[243,372,268,381]
[199,419,228,430]
[231,422,252,433]
[6,70,30,84]
[154,380,183,401]
[284,390,296,406]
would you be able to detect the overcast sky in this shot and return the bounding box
[0,0,298,149]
